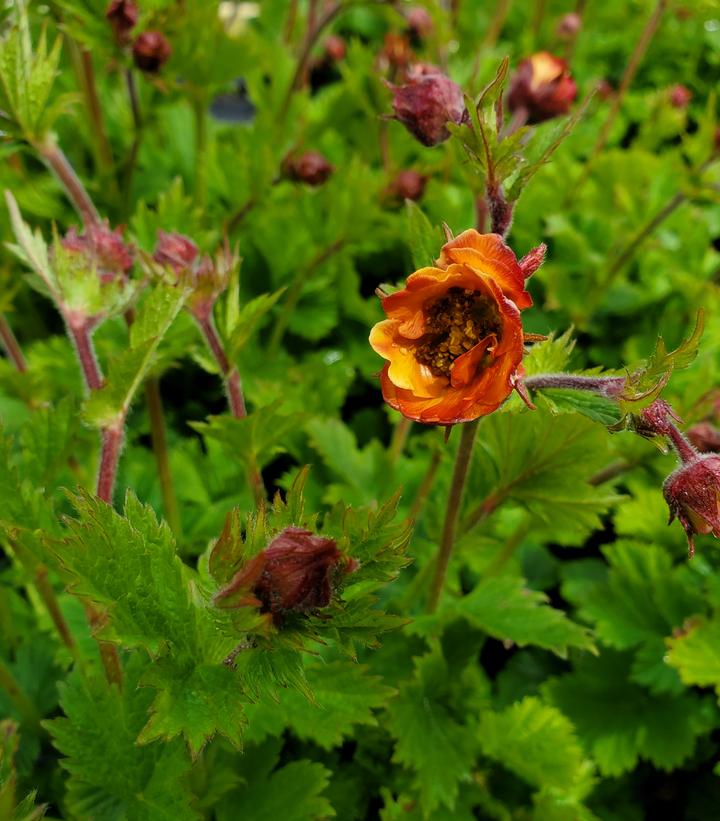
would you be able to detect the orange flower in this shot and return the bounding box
[369,230,543,424]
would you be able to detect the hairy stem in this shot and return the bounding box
[523,373,624,395]
[0,315,27,372]
[666,422,697,465]
[96,425,124,503]
[77,48,116,182]
[196,315,247,418]
[35,140,100,228]
[427,420,480,613]
[34,565,82,664]
[268,238,345,355]
[67,320,103,391]
[145,378,181,536]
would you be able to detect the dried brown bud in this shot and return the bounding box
[687,422,720,453]
[508,52,577,125]
[132,31,172,73]
[389,70,466,147]
[153,230,199,273]
[106,0,138,44]
[381,32,413,72]
[214,527,356,622]
[384,169,428,204]
[555,12,582,39]
[63,222,134,283]
[282,151,334,186]
[664,455,720,557]
[668,84,692,109]
[406,7,434,41]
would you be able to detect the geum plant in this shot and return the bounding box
[0,1,719,819]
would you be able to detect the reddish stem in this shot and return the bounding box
[96,426,124,503]
[196,314,247,418]
[0,314,27,372]
[666,423,698,465]
[67,320,103,391]
[36,141,100,228]
[523,373,624,396]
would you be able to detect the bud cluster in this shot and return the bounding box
[106,0,172,73]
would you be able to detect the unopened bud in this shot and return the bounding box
[282,151,334,186]
[668,84,692,109]
[324,34,346,63]
[63,222,134,283]
[153,230,199,273]
[384,169,428,204]
[556,12,582,39]
[214,527,357,622]
[687,422,720,453]
[132,31,172,73]
[106,0,138,45]
[389,69,465,147]
[664,454,720,557]
[508,52,577,125]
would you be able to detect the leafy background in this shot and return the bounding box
[0,0,720,819]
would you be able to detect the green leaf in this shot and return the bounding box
[545,652,715,776]
[563,541,704,650]
[538,389,622,426]
[480,696,587,791]
[83,284,186,428]
[244,660,395,749]
[46,659,199,821]
[191,402,305,474]
[54,491,204,658]
[619,310,705,415]
[217,760,334,821]
[405,201,443,270]
[227,290,285,358]
[667,616,720,691]
[456,576,595,658]
[469,409,619,537]
[386,652,477,815]
[138,661,247,757]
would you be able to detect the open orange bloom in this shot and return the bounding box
[369,230,543,424]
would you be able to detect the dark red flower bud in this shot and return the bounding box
[132,31,172,73]
[153,230,199,273]
[384,169,428,204]
[282,151,334,186]
[668,84,692,109]
[664,454,720,557]
[406,7,434,41]
[508,52,577,125]
[214,527,356,621]
[63,222,134,283]
[324,34,346,62]
[687,422,720,453]
[106,0,138,44]
[556,12,582,39]
[389,70,465,147]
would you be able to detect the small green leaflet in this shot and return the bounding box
[83,284,186,429]
[405,201,443,270]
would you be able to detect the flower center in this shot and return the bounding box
[414,287,502,378]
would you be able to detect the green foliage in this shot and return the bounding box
[0,0,718,818]
[454,576,595,657]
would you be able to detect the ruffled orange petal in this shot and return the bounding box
[369,319,447,398]
[436,230,532,309]
[450,334,496,388]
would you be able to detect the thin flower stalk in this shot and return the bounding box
[0,314,27,372]
[427,419,479,613]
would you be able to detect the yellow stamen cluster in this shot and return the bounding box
[414,287,501,378]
